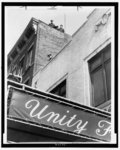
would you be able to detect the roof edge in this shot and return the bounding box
[7,18,39,57]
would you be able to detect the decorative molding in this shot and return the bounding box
[95,10,111,32]
[33,23,37,33]
[103,104,111,112]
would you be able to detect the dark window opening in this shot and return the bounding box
[24,79,30,86]
[25,27,34,39]
[12,66,17,75]
[18,57,25,76]
[18,39,26,50]
[89,44,111,107]
[11,50,18,59]
[8,58,11,67]
[26,44,34,70]
[7,74,21,83]
[50,80,66,98]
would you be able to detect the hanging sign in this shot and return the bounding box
[8,87,111,142]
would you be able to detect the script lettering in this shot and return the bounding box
[96,120,111,136]
[25,99,88,134]
[25,99,40,117]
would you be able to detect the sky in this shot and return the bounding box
[5,6,95,54]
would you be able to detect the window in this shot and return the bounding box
[89,44,111,107]
[11,49,18,59]
[8,65,13,75]
[26,44,33,69]
[18,56,25,76]
[18,39,26,50]
[24,78,30,86]
[50,80,66,98]
[25,27,34,39]
[12,66,17,75]
[34,81,38,88]
[8,58,11,67]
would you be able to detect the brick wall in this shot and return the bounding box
[33,22,71,76]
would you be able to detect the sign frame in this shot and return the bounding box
[7,80,111,142]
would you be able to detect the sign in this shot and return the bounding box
[8,87,111,142]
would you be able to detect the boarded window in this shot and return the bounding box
[89,44,111,107]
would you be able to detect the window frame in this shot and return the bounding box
[88,44,111,107]
[23,77,30,86]
[18,55,25,76]
[50,79,66,98]
[47,74,68,98]
[25,43,34,70]
[11,65,17,75]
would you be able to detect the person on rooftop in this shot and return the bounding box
[49,20,59,30]
[58,25,64,33]
[49,20,55,28]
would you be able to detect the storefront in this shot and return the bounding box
[7,80,111,143]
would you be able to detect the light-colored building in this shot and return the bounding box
[32,8,112,112]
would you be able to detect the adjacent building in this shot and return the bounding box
[7,8,113,143]
[7,18,71,86]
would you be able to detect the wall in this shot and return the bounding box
[21,34,37,85]
[32,8,112,107]
[33,22,71,75]
[7,18,38,86]
[7,18,71,86]
[8,33,37,86]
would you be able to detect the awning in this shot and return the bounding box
[7,80,111,143]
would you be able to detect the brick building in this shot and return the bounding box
[32,8,112,112]
[6,8,114,143]
[7,18,71,86]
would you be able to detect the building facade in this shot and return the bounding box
[6,8,113,143]
[7,18,71,86]
[32,8,112,112]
